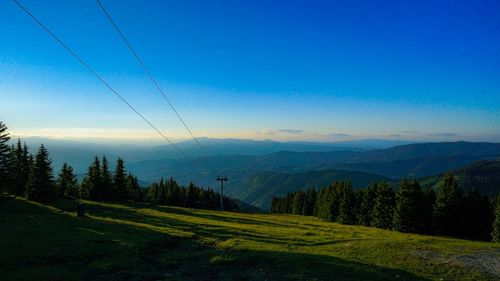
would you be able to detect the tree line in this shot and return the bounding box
[272,174,500,242]
[144,177,237,210]
[0,121,236,211]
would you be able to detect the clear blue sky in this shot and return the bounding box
[1,0,499,143]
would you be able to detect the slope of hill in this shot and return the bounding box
[227,169,391,211]
[420,160,500,195]
[2,197,499,281]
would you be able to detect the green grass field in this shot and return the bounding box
[1,197,499,281]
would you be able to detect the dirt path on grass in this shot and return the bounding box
[415,249,500,278]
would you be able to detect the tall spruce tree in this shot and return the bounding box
[358,183,377,226]
[302,189,317,216]
[25,145,55,202]
[166,177,181,206]
[101,156,113,201]
[492,195,500,242]
[185,181,197,207]
[463,189,494,241]
[126,173,141,201]
[0,122,11,194]
[146,182,160,203]
[314,188,329,218]
[338,182,357,225]
[157,177,168,204]
[57,163,78,198]
[14,141,30,196]
[371,182,395,229]
[434,173,463,236]
[421,188,436,234]
[292,191,305,215]
[84,157,103,200]
[113,158,128,201]
[271,196,279,213]
[393,179,427,233]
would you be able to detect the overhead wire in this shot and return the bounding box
[12,0,188,158]
[95,0,221,173]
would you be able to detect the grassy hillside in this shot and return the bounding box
[1,197,499,281]
[228,169,391,211]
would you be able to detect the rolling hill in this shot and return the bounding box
[227,169,391,211]
[420,160,500,196]
[1,197,499,281]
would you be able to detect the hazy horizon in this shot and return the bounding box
[6,134,500,148]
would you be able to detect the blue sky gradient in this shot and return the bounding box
[1,0,499,143]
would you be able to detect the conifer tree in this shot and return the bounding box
[328,183,343,222]
[302,189,317,215]
[167,177,181,205]
[25,145,55,202]
[146,182,160,203]
[185,181,197,207]
[434,173,463,236]
[113,158,128,201]
[126,173,141,201]
[84,157,103,200]
[101,156,113,200]
[0,122,11,194]
[292,191,305,215]
[421,187,436,234]
[200,187,214,209]
[271,196,279,213]
[463,189,493,240]
[358,183,377,226]
[9,139,30,196]
[338,182,357,225]
[315,183,342,221]
[371,182,395,229]
[57,163,78,198]
[314,188,328,217]
[19,142,30,195]
[157,177,168,204]
[393,179,426,233]
[492,195,500,242]
[316,186,330,220]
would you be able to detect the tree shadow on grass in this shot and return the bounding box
[65,201,315,246]
[197,249,431,281]
[2,198,431,281]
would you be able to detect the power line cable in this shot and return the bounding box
[96,0,212,162]
[13,0,188,158]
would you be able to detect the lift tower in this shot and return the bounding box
[216,176,228,211]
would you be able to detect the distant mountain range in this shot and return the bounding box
[126,141,500,183]
[10,137,500,210]
[12,137,406,173]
